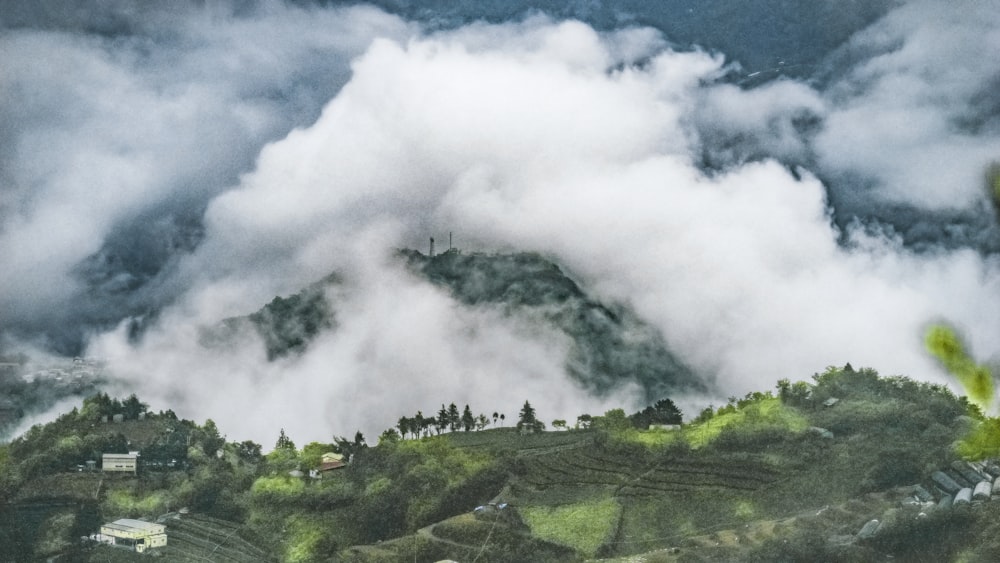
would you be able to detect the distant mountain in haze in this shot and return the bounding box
[203,274,340,361]
[210,250,706,400]
[350,0,896,76]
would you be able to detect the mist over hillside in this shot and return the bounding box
[203,250,704,402]
[2,0,1000,442]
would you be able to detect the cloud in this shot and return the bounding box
[90,244,645,444]
[0,1,412,352]
[8,3,1000,443]
[815,0,1000,212]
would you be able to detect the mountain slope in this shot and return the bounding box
[207,249,706,400]
[401,249,703,400]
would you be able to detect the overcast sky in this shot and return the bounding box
[3,0,1000,444]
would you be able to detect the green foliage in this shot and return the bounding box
[630,398,683,429]
[955,417,1000,460]
[684,396,807,448]
[264,446,299,474]
[925,324,994,411]
[234,439,263,463]
[595,408,632,433]
[103,488,171,518]
[461,404,475,432]
[247,280,336,360]
[285,515,328,563]
[300,441,335,470]
[517,400,545,433]
[860,448,922,491]
[521,496,621,557]
[274,428,296,451]
[193,418,225,457]
[333,431,368,462]
[251,475,305,498]
[378,428,401,445]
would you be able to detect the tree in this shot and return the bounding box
[275,428,296,451]
[475,414,489,431]
[492,412,499,425]
[437,405,449,435]
[235,440,262,463]
[552,419,567,430]
[596,408,631,432]
[576,414,593,429]
[300,441,335,470]
[197,419,226,457]
[397,416,411,440]
[517,401,544,434]
[499,413,505,427]
[448,403,461,432]
[461,405,475,432]
[630,398,683,429]
[333,432,367,462]
[121,394,148,420]
[379,428,401,445]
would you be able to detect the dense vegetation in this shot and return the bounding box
[3,365,1000,561]
[402,249,702,400]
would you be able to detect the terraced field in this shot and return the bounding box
[518,448,783,495]
[161,513,273,562]
[447,427,595,456]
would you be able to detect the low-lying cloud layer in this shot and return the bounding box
[4,0,1000,444]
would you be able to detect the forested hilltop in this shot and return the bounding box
[204,249,703,400]
[4,365,1000,562]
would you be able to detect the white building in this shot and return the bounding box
[102,452,139,474]
[98,519,167,552]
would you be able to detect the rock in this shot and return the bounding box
[954,488,973,506]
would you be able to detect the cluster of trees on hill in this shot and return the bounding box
[391,402,501,441]
[377,397,685,444]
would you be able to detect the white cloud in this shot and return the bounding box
[815,0,1000,210]
[8,4,1000,443]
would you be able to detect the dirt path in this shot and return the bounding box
[415,523,479,550]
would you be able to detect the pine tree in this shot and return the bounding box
[437,405,449,434]
[275,428,295,451]
[517,400,544,434]
[448,403,461,432]
[461,405,475,432]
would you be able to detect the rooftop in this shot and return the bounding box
[104,519,164,533]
